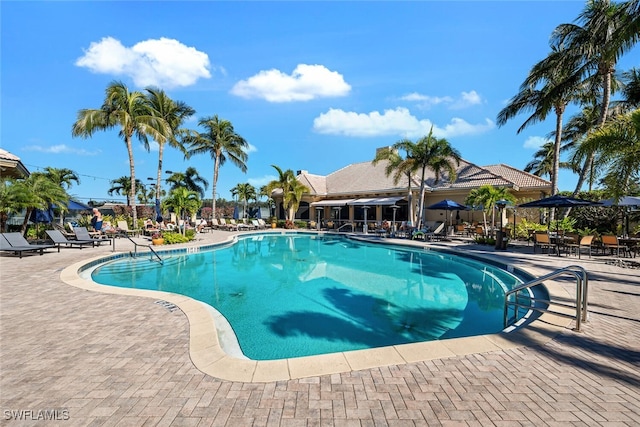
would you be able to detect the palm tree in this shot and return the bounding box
[144,87,195,203]
[185,115,249,216]
[613,67,640,111]
[108,176,143,205]
[9,173,69,235]
[43,167,80,189]
[231,183,257,219]
[162,187,201,236]
[165,167,209,198]
[465,185,515,233]
[524,141,572,179]
[372,146,416,225]
[497,43,583,196]
[576,109,640,200]
[42,167,81,226]
[394,128,461,229]
[265,165,309,221]
[551,0,635,195]
[72,81,169,226]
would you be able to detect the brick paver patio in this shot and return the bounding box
[1,230,638,426]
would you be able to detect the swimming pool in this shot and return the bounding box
[90,233,535,360]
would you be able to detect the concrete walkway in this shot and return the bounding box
[1,230,639,426]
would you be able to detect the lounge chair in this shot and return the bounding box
[0,233,55,258]
[74,226,109,245]
[423,222,446,241]
[117,220,139,237]
[45,229,96,249]
[252,219,265,229]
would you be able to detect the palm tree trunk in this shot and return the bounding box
[550,106,564,221]
[156,143,164,202]
[126,137,138,227]
[417,168,427,229]
[212,159,219,218]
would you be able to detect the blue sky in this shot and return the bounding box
[2,1,638,205]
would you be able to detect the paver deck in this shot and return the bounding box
[1,230,639,426]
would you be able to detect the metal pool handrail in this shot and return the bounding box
[504,265,588,332]
[120,234,164,265]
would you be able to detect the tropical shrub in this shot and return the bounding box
[162,231,192,245]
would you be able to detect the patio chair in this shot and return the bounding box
[601,235,631,258]
[0,233,55,258]
[45,229,96,250]
[533,232,557,255]
[565,235,594,259]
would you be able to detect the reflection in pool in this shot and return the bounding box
[91,233,527,360]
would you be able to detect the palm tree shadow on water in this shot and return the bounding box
[265,286,465,350]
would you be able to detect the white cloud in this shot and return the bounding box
[400,92,452,106]
[76,36,211,88]
[246,143,258,154]
[312,107,494,139]
[401,90,483,110]
[23,144,101,156]
[248,174,277,188]
[230,64,351,102]
[523,136,548,149]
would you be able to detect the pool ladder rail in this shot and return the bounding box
[504,265,588,332]
[120,234,164,265]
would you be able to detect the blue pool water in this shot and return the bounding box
[91,233,529,360]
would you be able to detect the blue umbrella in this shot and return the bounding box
[233,205,240,219]
[600,196,640,207]
[426,199,469,233]
[30,206,54,223]
[426,199,469,211]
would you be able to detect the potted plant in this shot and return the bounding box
[151,231,164,245]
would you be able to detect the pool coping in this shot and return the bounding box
[59,232,574,383]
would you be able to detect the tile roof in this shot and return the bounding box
[297,158,550,197]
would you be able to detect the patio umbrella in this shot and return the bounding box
[29,206,54,224]
[600,196,640,207]
[600,196,640,236]
[426,199,469,233]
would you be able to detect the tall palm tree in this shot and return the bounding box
[185,115,249,216]
[144,87,195,203]
[372,146,416,225]
[165,167,209,199]
[265,165,309,220]
[497,43,583,197]
[576,109,640,200]
[72,81,169,226]
[551,0,634,194]
[394,128,461,229]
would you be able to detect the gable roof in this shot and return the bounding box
[297,158,550,197]
[0,148,30,179]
